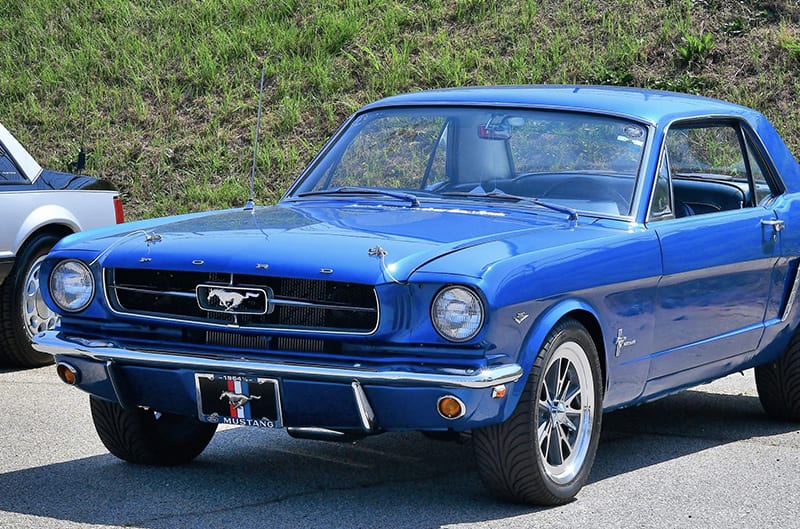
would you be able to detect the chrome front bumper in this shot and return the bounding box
[33,331,524,390]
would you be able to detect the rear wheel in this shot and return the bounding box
[0,232,61,368]
[755,329,800,422]
[474,319,603,505]
[90,396,217,465]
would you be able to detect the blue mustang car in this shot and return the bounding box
[34,86,800,505]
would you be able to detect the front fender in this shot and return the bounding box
[511,298,605,403]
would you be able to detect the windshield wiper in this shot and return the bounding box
[297,186,420,207]
[440,191,578,221]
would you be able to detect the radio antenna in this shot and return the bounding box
[244,60,267,212]
[74,81,88,175]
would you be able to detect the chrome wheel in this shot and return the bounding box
[536,341,595,485]
[473,319,602,505]
[22,254,59,339]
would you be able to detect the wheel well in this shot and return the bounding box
[564,309,607,388]
[18,224,73,254]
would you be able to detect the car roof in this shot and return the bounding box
[363,85,760,126]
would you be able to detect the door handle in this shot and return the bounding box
[762,218,785,242]
[761,218,785,232]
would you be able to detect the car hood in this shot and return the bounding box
[56,202,612,284]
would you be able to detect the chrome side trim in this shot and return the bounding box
[781,264,800,322]
[351,381,376,432]
[110,285,196,299]
[33,331,523,390]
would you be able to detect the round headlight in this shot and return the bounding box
[431,286,484,342]
[49,260,95,313]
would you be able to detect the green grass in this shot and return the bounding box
[1,0,799,219]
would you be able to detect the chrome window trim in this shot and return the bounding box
[645,138,674,223]
[645,115,784,225]
[739,125,786,197]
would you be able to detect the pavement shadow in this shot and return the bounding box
[0,428,530,529]
[0,387,797,528]
[591,386,797,482]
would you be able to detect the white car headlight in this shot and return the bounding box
[49,260,95,313]
[431,286,484,342]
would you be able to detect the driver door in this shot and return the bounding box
[648,120,782,380]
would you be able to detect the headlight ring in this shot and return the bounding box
[431,286,484,342]
[49,259,95,313]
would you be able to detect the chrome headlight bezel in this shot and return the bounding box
[49,259,95,313]
[430,286,485,342]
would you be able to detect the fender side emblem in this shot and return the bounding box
[615,329,637,357]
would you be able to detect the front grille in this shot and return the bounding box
[105,268,379,334]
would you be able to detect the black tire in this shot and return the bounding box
[755,330,800,422]
[473,319,603,505]
[90,396,217,465]
[0,232,62,368]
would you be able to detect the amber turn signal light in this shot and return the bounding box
[437,395,466,419]
[491,384,507,399]
[56,363,80,385]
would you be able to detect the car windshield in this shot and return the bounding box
[288,107,647,217]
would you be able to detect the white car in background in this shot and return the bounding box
[0,122,123,367]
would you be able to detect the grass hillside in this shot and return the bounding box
[1,0,799,220]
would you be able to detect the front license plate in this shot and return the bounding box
[195,373,282,428]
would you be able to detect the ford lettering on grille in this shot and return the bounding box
[196,285,270,315]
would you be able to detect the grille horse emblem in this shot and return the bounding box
[207,288,258,312]
[196,284,269,315]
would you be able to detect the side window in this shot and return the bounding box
[650,152,673,219]
[744,134,773,204]
[664,123,755,217]
[667,125,745,177]
[0,148,24,183]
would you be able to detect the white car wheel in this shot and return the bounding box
[22,254,60,339]
[0,232,60,367]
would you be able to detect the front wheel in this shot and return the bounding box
[90,396,217,465]
[473,319,603,505]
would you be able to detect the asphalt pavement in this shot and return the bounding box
[0,366,798,529]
